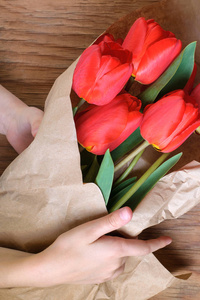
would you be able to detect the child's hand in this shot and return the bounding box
[0,85,43,153]
[25,207,171,287]
[0,207,172,288]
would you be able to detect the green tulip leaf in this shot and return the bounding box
[111,127,144,162]
[123,152,182,211]
[107,180,135,211]
[110,177,137,199]
[84,155,99,183]
[95,149,114,205]
[158,42,196,98]
[107,176,137,210]
[139,42,196,108]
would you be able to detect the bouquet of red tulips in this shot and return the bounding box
[1,2,200,300]
[72,17,200,213]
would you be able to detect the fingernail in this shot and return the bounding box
[165,237,172,245]
[119,207,131,221]
[31,127,38,137]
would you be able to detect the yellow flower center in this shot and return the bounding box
[86,146,93,152]
[152,144,161,151]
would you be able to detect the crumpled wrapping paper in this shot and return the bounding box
[0,0,200,299]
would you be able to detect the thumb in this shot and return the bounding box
[87,207,133,243]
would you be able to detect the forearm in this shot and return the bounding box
[0,247,38,288]
[0,85,26,135]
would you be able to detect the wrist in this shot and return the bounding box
[0,247,35,288]
[0,247,52,288]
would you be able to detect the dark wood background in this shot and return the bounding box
[0,0,199,299]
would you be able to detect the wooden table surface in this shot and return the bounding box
[0,0,199,299]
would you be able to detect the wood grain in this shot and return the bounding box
[0,1,200,299]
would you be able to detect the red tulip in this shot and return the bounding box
[122,17,182,84]
[72,40,133,106]
[140,89,200,152]
[74,92,143,155]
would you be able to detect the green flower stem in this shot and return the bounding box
[73,98,85,116]
[109,152,170,212]
[114,149,145,187]
[114,140,149,173]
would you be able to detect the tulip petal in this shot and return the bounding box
[86,62,133,105]
[158,102,199,150]
[75,101,128,147]
[161,119,200,152]
[72,45,101,97]
[91,111,143,155]
[122,17,147,59]
[106,111,143,152]
[184,63,197,94]
[145,22,174,48]
[96,55,122,81]
[141,96,186,146]
[138,22,171,69]
[191,83,200,107]
[135,38,182,84]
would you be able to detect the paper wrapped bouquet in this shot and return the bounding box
[0,0,200,299]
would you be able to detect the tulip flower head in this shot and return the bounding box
[75,92,143,155]
[72,40,133,106]
[122,17,182,84]
[140,89,200,152]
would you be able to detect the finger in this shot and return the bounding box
[119,236,172,257]
[84,207,133,243]
[27,107,44,137]
[31,119,42,137]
